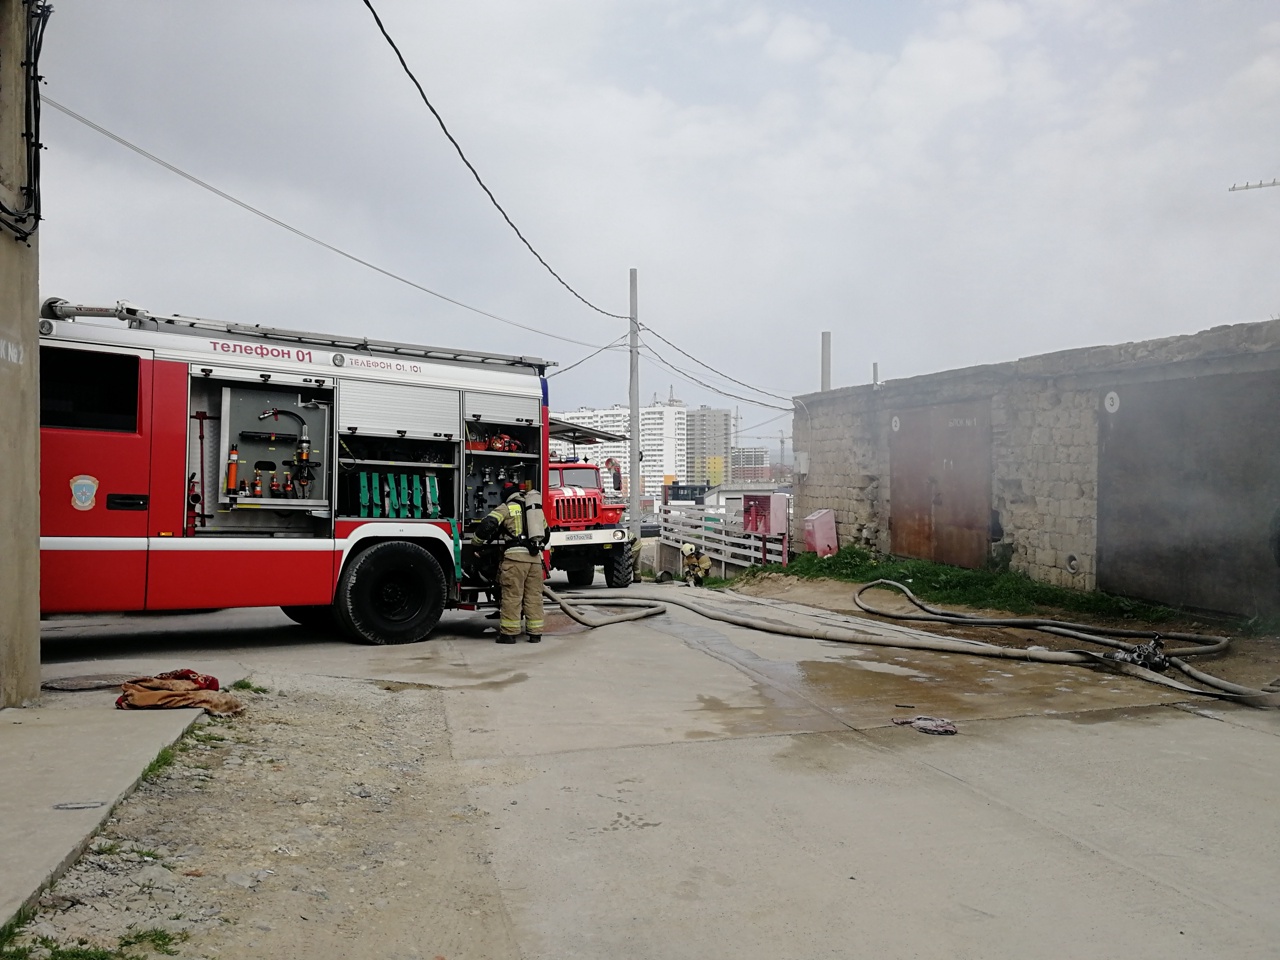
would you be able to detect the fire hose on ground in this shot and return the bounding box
[543,581,1280,709]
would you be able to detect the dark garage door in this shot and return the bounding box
[889,400,992,569]
[1097,371,1280,616]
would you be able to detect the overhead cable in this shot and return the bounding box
[638,341,791,411]
[360,0,628,321]
[41,95,611,351]
[739,411,790,433]
[640,323,795,403]
[0,3,52,241]
[547,334,628,378]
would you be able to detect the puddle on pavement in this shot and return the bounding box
[1054,704,1168,725]
[788,653,1188,722]
[649,610,1191,729]
[770,730,863,775]
[686,682,835,739]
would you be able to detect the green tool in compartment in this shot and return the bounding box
[358,472,371,518]
[426,474,439,518]
[355,469,440,520]
[387,472,401,517]
[411,475,424,519]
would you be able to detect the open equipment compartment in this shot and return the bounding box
[334,379,461,521]
[188,367,334,536]
[462,390,542,526]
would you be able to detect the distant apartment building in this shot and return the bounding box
[731,445,770,482]
[553,400,687,497]
[686,405,732,486]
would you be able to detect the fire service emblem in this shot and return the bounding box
[70,475,99,511]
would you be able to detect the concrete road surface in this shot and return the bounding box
[38,580,1280,959]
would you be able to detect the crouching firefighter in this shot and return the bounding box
[474,487,548,643]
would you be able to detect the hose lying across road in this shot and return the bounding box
[544,580,1280,709]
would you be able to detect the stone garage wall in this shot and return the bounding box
[792,318,1280,592]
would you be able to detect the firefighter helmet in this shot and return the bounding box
[681,543,696,557]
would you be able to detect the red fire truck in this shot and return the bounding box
[544,422,634,587]
[37,298,550,644]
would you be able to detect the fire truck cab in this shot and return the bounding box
[545,420,634,588]
[37,298,549,645]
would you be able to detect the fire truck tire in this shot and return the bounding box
[335,541,446,645]
[566,566,595,587]
[280,605,338,632]
[604,544,633,588]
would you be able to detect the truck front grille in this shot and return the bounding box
[555,496,598,522]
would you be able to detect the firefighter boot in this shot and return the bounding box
[526,635,542,644]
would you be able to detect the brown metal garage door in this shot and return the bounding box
[1097,371,1280,616]
[889,400,992,569]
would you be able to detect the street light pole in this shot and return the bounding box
[628,268,641,540]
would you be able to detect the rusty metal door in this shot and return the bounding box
[889,400,991,568]
[1097,372,1280,616]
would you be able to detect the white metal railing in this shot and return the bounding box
[658,503,786,569]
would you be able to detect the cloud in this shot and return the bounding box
[763,14,833,64]
[32,0,1280,421]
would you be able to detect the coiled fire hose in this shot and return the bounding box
[545,581,1280,709]
[543,585,666,628]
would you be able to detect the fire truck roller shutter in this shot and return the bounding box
[334,540,447,644]
[463,391,540,424]
[338,381,460,437]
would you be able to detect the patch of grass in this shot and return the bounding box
[91,840,121,856]
[228,678,268,694]
[740,545,1183,622]
[0,907,34,957]
[118,928,186,956]
[2,934,125,960]
[33,942,119,960]
[140,747,175,782]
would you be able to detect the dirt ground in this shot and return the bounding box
[13,675,519,960]
[732,572,1280,691]
[12,578,1278,958]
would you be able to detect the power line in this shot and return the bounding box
[638,342,791,411]
[639,340,792,410]
[640,323,795,403]
[547,334,628,378]
[360,0,627,321]
[42,95,612,351]
[739,411,790,433]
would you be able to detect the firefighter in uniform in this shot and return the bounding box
[681,542,712,587]
[474,488,547,643]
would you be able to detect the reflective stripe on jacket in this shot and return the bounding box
[486,501,538,561]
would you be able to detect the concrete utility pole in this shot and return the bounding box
[628,269,641,540]
[820,331,831,392]
[0,0,46,707]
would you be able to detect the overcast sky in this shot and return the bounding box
[37,0,1280,444]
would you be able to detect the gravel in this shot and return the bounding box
[12,673,520,959]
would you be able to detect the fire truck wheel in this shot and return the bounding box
[280,605,338,632]
[604,543,633,588]
[566,566,595,587]
[335,541,446,645]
